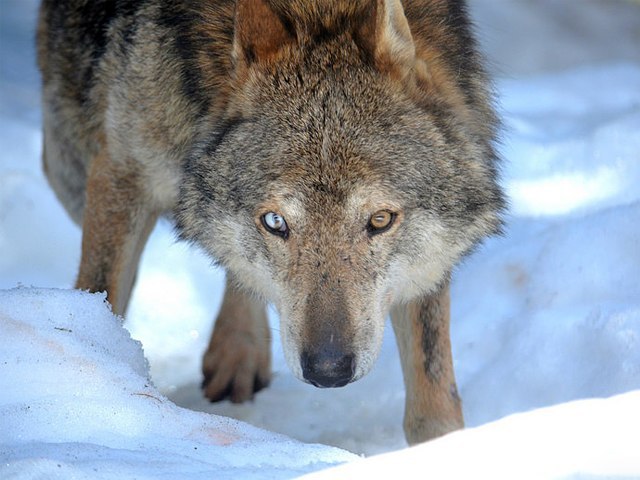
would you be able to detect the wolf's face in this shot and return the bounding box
[177,43,501,386]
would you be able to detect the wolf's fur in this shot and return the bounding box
[38,0,504,444]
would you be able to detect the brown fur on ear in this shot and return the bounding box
[356,0,417,80]
[234,0,418,81]
[233,0,296,66]
[266,0,370,36]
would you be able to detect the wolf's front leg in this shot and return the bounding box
[76,148,158,315]
[202,276,271,403]
[391,280,464,445]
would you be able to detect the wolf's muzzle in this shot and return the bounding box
[300,349,355,388]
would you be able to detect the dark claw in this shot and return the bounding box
[206,382,234,403]
[253,375,269,393]
[201,374,270,403]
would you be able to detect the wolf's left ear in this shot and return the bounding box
[233,0,296,68]
[356,0,417,80]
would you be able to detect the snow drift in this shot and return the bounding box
[0,288,356,479]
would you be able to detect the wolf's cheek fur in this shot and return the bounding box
[191,215,283,302]
[385,215,469,303]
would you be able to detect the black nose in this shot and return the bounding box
[301,350,356,388]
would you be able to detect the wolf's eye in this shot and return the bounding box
[367,210,396,235]
[262,212,289,238]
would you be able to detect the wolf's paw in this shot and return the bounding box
[201,317,271,403]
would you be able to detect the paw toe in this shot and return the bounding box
[202,362,270,403]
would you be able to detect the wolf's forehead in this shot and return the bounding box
[269,182,400,220]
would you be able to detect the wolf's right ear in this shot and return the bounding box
[233,0,296,70]
[356,0,417,80]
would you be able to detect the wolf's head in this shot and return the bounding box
[177,0,504,388]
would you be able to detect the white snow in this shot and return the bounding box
[0,288,356,479]
[2,0,640,478]
[304,391,640,480]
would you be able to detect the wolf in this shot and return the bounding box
[37,0,504,444]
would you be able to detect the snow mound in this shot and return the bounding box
[0,288,357,479]
[304,390,640,480]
